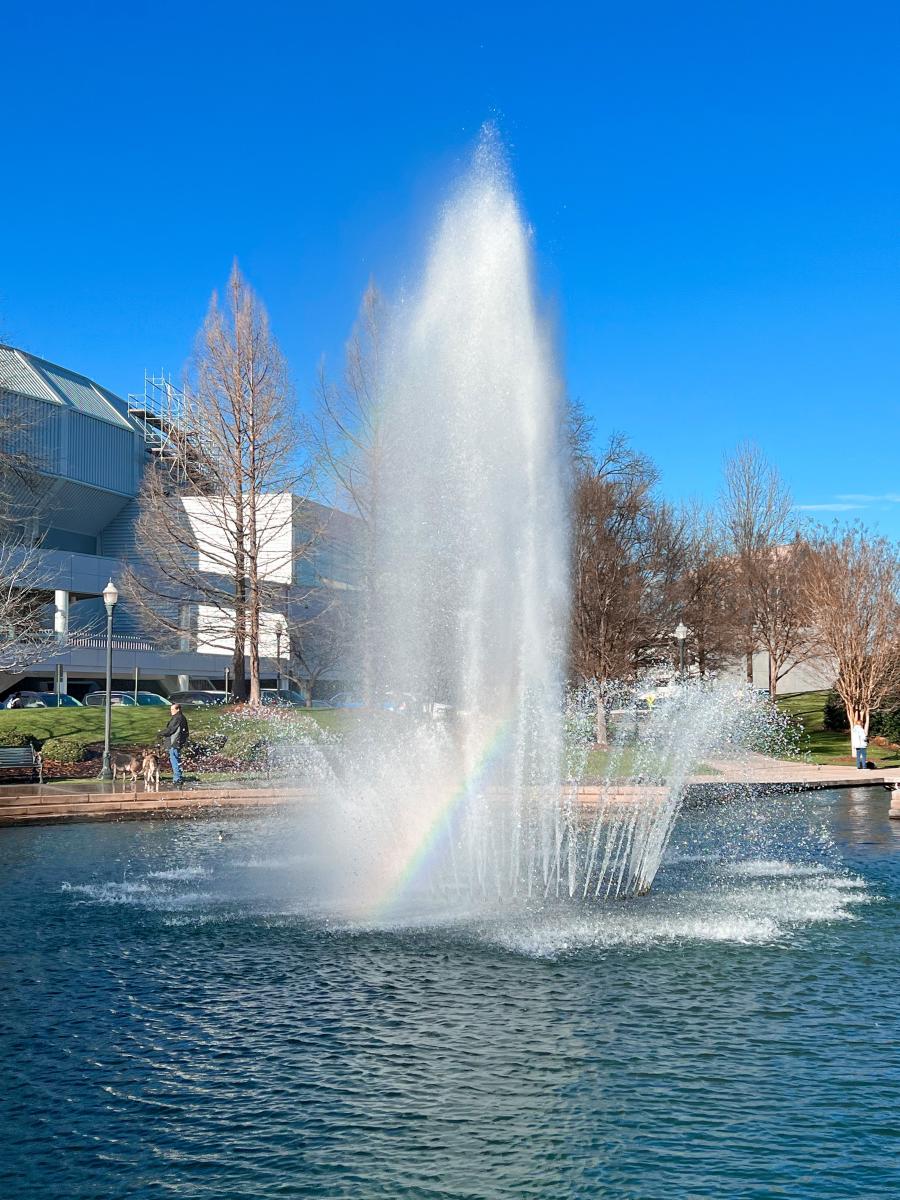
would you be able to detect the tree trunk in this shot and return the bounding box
[231,568,247,702]
[247,562,261,704]
[246,393,261,706]
[594,681,608,749]
[768,653,777,699]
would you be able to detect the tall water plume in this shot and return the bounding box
[308,132,791,921]
[322,131,571,915]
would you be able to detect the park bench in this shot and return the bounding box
[0,746,43,783]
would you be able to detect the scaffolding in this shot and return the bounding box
[128,372,216,488]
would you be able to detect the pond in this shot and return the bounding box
[1,788,898,1199]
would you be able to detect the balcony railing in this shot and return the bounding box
[37,630,157,653]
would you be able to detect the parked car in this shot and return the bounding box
[40,693,84,707]
[132,692,169,706]
[168,690,230,706]
[329,692,365,709]
[84,691,138,706]
[260,688,310,707]
[4,690,59,708]
[4,690,87,708]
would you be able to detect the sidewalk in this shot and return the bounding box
[691,751,900,790]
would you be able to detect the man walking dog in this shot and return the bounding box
[160,702,189,788]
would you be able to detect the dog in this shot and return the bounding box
[142,752,161,792]
[110,751,142,789]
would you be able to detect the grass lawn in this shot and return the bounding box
[581,745,718,780]
[776,690,900,767]
[1,705,722,782]
[0,704,356,749]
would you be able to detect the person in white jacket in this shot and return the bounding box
[851,721,868,770]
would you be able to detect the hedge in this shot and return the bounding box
[869,707,900,745]
[0,729,35,748]
[40,736,93,763]
[822,689,848,733]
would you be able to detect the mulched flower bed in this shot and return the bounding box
[41,759,102,780]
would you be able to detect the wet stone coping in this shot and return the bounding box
[0,774,896,827]
[0,782,667,827]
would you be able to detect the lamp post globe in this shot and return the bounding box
[673,622,688,681]
[103,579,119,613]
[98,579,119,781]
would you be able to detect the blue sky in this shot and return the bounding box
[2,2,899,529]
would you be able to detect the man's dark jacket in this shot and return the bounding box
[161,710,189,749]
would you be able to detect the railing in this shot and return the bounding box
[37,630,157,653]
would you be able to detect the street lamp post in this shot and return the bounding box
[674,621,688,681]
[98,579,118,780]
[275,621,284,693]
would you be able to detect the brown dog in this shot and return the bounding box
[142,752,160,792]
[111,751,141,788]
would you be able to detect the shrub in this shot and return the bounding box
[41,736,92,763]
[870,707,900,745]
[222,729,269,764]
[823,689,848,732]
[0,729,34,748]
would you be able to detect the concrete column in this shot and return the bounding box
[177,674,190,691]
[54,590,69,640]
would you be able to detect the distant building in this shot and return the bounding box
[0,344,358,700]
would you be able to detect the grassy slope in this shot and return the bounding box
[776,690,900,767]
[0,705,722,781]
[0,705,354,748]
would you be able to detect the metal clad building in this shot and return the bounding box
[0,344,357,698]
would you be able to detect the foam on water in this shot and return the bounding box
[726,860,832,878]
[476,872,869,959]
[61,880,218,910]
[146,866,211,881]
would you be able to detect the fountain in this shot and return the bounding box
[308,130,781,920]
[317,130,567,916]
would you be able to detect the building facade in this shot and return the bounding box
[0,345,357,700]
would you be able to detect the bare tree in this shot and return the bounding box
[748,535,816,698]
[720,442,794,683]
[314,281,384,523]
[126,262,312,703]
[803,525,900,739]
[0,389,60,674]
[288,600,352,706]
[678,503,740,676]
[571,435,685,744]
[313,282,384,699]
[0,535,58,673]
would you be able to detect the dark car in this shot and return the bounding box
[260,689,310,707]
[3,691,60,705]
[168,690,230,706]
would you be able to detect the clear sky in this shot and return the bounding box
[2,2,898,530]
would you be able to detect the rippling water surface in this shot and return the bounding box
[1,789,898,1199]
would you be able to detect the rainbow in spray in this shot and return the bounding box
[365,715,518,919]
